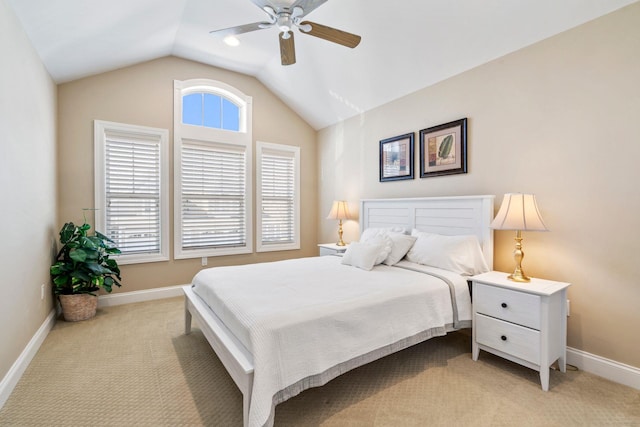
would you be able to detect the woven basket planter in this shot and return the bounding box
[59,294,98,322]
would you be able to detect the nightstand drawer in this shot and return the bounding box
[475,314,540,365]
[474,283,541,329]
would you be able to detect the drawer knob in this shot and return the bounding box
[501,302,508,308]
[501,335,507,341]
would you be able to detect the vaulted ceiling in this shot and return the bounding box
[7,0,638,129]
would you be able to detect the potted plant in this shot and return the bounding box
[50,222,122,321]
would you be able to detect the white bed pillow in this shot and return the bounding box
[382,233,417,266]
[341,240,390,271]
[405,230,489,275]
[360,228,413,265]
[360,227,408,242]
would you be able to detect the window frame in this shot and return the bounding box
[94,120,170,265]
[173,79,253,259]
[256,141,301,252]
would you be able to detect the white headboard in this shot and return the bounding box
[360,195,495,269]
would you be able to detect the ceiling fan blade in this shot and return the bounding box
[290,0,328,18]
[299,21,361,48]
[210,21,272,38]
[279,32,296,65]
[249,0,272,11]
[250,0,279,18]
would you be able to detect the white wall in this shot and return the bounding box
[0,0,57,381]
[318,4,640,368]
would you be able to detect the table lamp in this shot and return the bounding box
[326,200,351,246]
[490,193,548,282]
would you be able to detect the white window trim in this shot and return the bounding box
[173,79,253,259]
[94,120,170,265]
[256,141,301,252]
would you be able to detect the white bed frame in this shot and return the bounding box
[183,195,494,427]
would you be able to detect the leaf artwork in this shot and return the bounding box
[438,134,454,159]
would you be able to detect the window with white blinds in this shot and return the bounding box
[257,142,300,252]
[174,79,253,259]
[94,120,169,264]
[181,141,247,250]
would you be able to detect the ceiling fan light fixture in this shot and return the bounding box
[277,14,292,33]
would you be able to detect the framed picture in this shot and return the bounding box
[379,133,414,182]
[419,118,467,178]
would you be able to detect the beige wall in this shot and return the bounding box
[318,4,640,368]
[57,56,317,292]
[0,1,57,382]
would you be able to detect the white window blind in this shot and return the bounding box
[180,141,247,250]
[257,142,300,252]
[95,121,169,264]
[261,153,294,243]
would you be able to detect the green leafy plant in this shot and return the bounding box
[50,222,122,295]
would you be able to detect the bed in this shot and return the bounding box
[183,195,495,427]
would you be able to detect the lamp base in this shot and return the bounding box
[507,230,531,283]
[336,219,346,246]
[508,269,531,283]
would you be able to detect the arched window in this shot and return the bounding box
[182,92,240,131]
[174,79,253,259]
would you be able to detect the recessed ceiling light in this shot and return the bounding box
[224,36,240,47]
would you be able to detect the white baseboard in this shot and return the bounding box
[0,309,56,409]
[97,285,186,307]
[567,346,640,391]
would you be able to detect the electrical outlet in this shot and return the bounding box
[567,299,571,316]
[41,284,45,300]
[201,257,207,266]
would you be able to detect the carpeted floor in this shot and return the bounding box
[0,297,638,426]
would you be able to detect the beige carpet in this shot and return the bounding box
[0,297,638,427]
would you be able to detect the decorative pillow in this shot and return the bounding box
[341,241,389,271]
[405,230,489,275]
[360,228,414,265]
[382,233,417,266]
[365,234,393,264]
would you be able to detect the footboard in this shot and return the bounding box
[183,285,254,427]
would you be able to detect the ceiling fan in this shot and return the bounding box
[210,0,361,65]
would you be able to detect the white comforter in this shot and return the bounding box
[192,256,471,427]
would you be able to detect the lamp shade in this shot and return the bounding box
[490,193,548,231]
[326,200,351,220]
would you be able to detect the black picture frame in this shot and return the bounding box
[379,133,415,182]
[419,118,467,178]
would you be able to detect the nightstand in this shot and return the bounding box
[471,271,571,391]
[317,243,348,256]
